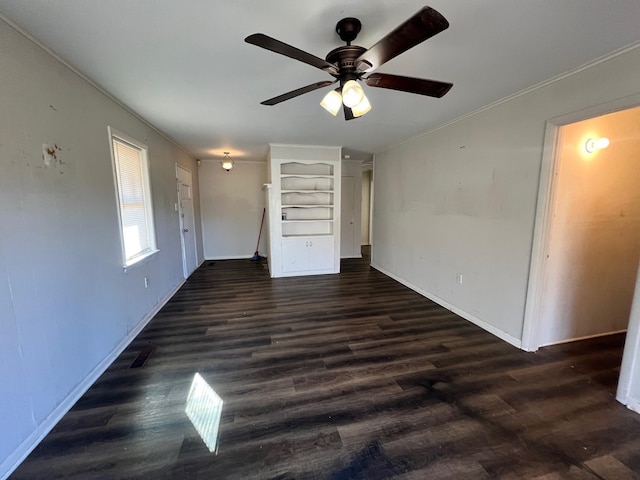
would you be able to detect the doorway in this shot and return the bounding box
[341,175,357,258]
[361,166,373,247]
[177,165,198,278]
[522,96,640,412]
[537,106,640,346]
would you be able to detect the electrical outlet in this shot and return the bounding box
[144,277,149,288]
[456,273,463,285]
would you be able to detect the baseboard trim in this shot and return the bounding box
[0,278,186,480]
[539,329,628,347]
[371,263,522,349]
[204,255,265,260]
[617,395,640,415]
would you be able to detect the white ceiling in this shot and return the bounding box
[1,1,639,162]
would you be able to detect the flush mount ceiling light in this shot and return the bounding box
[585,137,610,153]
[245,6,453,121]
[221,152,234,171]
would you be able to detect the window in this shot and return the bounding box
[109,128,158,267]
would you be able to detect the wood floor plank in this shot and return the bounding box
[9,255,640,479]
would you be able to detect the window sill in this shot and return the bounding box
[123,249,160,273]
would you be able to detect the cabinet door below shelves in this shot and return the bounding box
[307,236,334,271]
[281,237,310,273]
[281,236,335,273]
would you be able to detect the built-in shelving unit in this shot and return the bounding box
[264,144,341,277]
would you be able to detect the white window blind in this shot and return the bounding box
[111,132,157,267]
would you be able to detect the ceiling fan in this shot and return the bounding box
[245,6,453,120]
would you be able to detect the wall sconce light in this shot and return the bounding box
[584,137,610,153]
[221,152,234,172]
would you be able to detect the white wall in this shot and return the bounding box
[372,45,640,345]
[0,18,202,478]
[199,160,267,259]
[539,107,640,345]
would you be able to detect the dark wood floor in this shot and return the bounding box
[10,253,640,479]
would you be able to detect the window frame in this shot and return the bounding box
[108,127,159,269]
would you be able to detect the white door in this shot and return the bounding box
[341,176,356,257]
[177,165,198,278]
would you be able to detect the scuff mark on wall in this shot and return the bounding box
[42,143,63,167]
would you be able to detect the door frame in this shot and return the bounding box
[340,175,357,258]
[176,164,198,278]
[521,93,640,412]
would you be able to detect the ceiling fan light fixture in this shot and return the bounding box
[341,80,364,108]
[246,6,452,122]
[320,89,342,116]
[351,94,372,118]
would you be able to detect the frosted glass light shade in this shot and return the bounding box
[221,160,233,171]
[221,152,234,171]
[585,137,610,153]
[320,90,342,116]
[341,80,364,108]
[351,94,372,117]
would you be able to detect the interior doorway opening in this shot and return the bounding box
[538,106,640,346]
[361,162,373,257]
[522,96,640,413]
[177,165,198,278]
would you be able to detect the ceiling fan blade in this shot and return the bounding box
[245,33,339,76]
[261,80,336,106]
[355,6,449,73]
[343,104,355,121]
[365,73,452,98]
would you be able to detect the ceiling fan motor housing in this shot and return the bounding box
[326,45,367,80]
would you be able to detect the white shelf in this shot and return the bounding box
[283,219,331,223]
[281,162,334,176]
[282,233,334,238]
[281,174,333,178]
[267,149,341,278]
[281,190,333,193]
[282,204,333,208]
[282,205,334,208]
